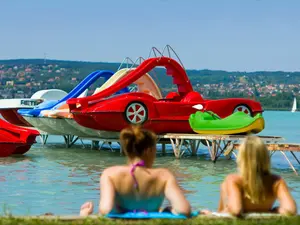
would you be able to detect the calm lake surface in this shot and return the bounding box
[0,111,299,215]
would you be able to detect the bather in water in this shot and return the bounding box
[80,125,191,216]
[208,136,297,216]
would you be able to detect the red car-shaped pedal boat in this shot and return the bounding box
[67,57,263,134]
[0,118,40,157]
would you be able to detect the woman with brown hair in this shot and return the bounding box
[217,136,297,216]
[80,126,191,216]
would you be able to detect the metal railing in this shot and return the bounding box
[147,44,185,70]
[116,45,185,95]
[117,56,145,71]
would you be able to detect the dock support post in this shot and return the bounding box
[39,134,48,145]
[224,141,234,160]
[170,138,184,159]
[99,141,115,152]
[211,141,217,163]
[63,135,78,148]
[290,151,300,165]
[69,136,79,148]
[91,141,99,150]
[190,140,199,156]
[118,142,123,155]
[78,139,86,148]
[280,151,298,175]
[162,143,166,156]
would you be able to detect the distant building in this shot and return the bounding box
[6,81,14,86]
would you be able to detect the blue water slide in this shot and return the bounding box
[18,70,129,117]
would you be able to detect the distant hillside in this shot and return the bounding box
[0,59,121,73]
[1,58,299,86]
[0,58,299,110]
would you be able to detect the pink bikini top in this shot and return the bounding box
[115,160,148,213]
[130,160,145,190]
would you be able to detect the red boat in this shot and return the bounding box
[0,118,40,157]
[0,108,33,127]
[67,57,263,134]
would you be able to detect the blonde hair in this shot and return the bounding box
[237,136,270,204]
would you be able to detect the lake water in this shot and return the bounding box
[0,111,299,215]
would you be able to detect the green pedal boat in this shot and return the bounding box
[189,111,265,135]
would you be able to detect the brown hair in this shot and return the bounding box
[120,126,157,157]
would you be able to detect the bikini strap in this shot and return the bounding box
[130,160,145,189]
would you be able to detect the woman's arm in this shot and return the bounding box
[275,178,297,215]
[222,175,243,216]
[163,169,191,217]
[98,168,115,215]
[217,182,226,212]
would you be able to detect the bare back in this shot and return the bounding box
[219,173,297,215]
[232,174,278,212]
[99,164,191,215]
[109,165,166,212]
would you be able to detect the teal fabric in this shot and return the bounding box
[106,211,199,219]
[114,194,164,213]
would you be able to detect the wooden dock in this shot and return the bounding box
[158,133,300,175]
[38,133,300,175]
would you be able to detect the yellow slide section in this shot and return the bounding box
[93,68,131,94]
[43,68,162,118]
[94,68,163,99]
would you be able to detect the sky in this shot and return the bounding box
[0,0,299,72]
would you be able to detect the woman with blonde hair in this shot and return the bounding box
[80,125,191,216]
[217,136,297,216]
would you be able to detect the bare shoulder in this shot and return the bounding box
[152,168,175,180]
[101,165,128,177]
[270,173,282,182]
[270,173,286,188]
[224,173,242,184]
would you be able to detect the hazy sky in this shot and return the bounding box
[0,0,299,71]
